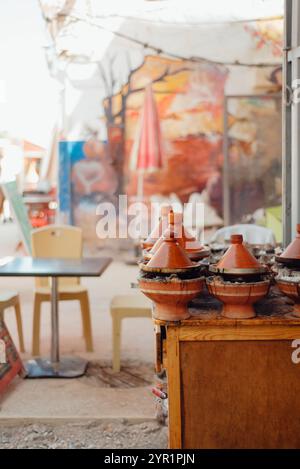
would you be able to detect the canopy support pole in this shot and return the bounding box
[137,172,144,201]
[283,0,300,245]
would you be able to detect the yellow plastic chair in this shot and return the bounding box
[0,292,25,353]
[31,225,93,356]
[110,294,152,372]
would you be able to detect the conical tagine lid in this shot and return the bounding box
[172,212,207,253]
[210,234,266,274]
[142,205,172,249]
[279,224,300,261]
[148,212,209,259]
[141,212,196,272]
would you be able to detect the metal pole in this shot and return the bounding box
[290,0,300,239]
[282,0,293,246]
[50,277,59,364]
[137,172,144,201]
[223,95,230,225]
[291,59,300,238]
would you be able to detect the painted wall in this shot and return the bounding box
[56,17,283,238]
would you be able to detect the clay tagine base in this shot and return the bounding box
[153,303,191,321]
[207,277,270,320]
[276,279,300,318]
[221,303,256,319]
[291,305,300,318]
[139,276,204,321]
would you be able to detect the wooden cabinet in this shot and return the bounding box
[155,314,300,449]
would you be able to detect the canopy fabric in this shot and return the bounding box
[44,0,283,24]
[41,0,283,66]
[93,0,283,23]
[39,0,283,145]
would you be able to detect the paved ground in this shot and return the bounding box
[0,222,153,364]
[0,222,160,448]
[0,421,168,449]
[0,373,156,421]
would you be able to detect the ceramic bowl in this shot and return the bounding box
[139,276,204,321]
[206,277,270,319]
[276,278,300,317]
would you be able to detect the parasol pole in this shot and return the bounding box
[137,171,144,201]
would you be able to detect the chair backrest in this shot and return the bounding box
[210,224,276,246]
[31,225,83,288]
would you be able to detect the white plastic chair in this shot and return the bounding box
[210,224,276,246]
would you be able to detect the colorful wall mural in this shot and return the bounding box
[225,95,282,224]
[56,17,283,240]
[59,140,118,240]
[104,54,281,219]
[123,57,227,205]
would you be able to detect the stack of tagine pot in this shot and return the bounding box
[142,205,172,251]
[143,210,209,262]
[276,224,300,317]
[206,234,270,319]
[138,211,206,321]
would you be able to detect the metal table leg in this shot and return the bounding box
[26,277,88,378]
[51,276,59,364]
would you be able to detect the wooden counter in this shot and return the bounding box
[155,293,300,449]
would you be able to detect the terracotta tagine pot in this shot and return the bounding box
[275,277,300,317]
[138,212,204,321]
[207,234,270,319]
[275,224,300,267]
[206,277,270,319]
[139,276,205,321]
[275,225,300,317]
[209,234,266,276]
[144,211,209,261]
[142,205,172,250]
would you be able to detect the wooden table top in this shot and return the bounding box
[154,286,300,327]
[154,313,300,327]
[0,256,112,277]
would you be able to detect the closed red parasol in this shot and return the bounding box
[130,84,164,198]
